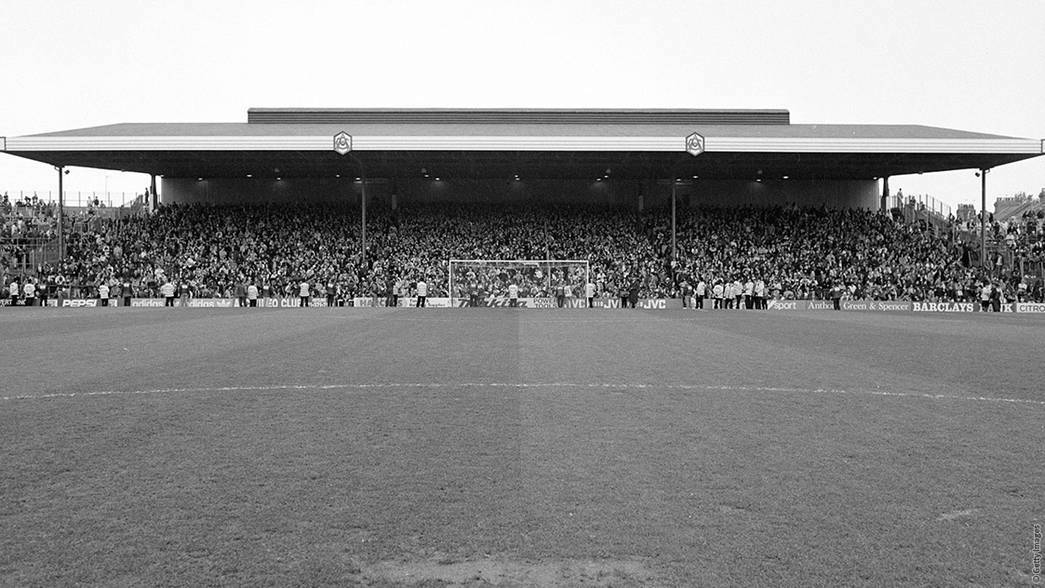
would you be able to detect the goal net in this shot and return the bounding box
[448,259,590,307]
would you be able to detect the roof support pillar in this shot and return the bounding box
[980,168,989,269]
[150,174,158,211]
[881,176,890,212]
[671,179,677,265]
[56,166,65,260]
[348,155,367,268]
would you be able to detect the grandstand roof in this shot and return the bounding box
[2,108,1042,181]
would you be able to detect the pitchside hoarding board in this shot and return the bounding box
[7,297,1043,314]
[841,300,912,312]
[910,301,1017,313]
[766,300,835,311]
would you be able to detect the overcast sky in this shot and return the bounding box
[2,0,1043,209]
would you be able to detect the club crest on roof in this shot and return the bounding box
[685,132,705,156]
[333,131,352,155]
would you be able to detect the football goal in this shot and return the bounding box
[448,259,590,306]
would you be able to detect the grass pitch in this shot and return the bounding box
[1,307,1043,586]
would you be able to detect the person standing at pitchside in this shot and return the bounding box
[415,278,427,308]
[9,277,20,306]
[247,281,259,307]
[508,281,519,307]
[299,278,311,307]
[235,280,247,308]
[161,279,176,307]
[23,279,36,307]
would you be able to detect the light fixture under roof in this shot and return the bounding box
[434,177,441,181]
[197,177,204,181]
[782,175,789,180]
[692,175,699,179]
[355,177,361,181]
[335,174,340,178]
[276,177,282,181]
[246,173,253,178]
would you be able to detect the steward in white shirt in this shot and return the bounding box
[695,279,706,310]
[23,281,35,306]
[507,283,519,307]
[415,280,428,308]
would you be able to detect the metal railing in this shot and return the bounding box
[1,190,146,209]
[887,193,953,225]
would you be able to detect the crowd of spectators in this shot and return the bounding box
[3,200,1044,305]
[1,192,60,278]
[662,205,1042,303]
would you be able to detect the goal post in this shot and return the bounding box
[448,259,590,307]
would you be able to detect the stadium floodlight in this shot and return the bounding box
[448,259,590,308]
